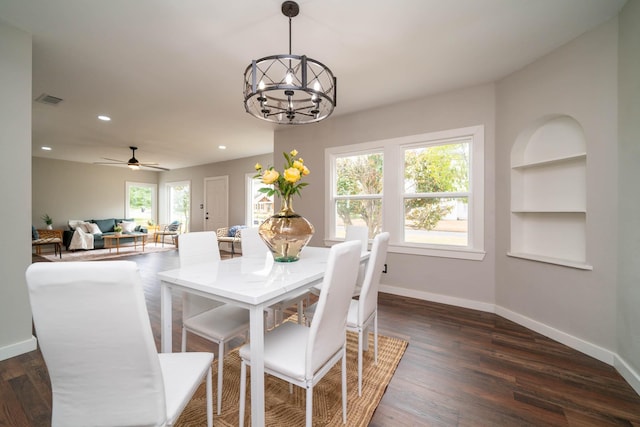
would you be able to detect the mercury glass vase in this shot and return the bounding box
[258,196,314,262]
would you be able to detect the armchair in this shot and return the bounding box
[216,226,243,257]
[32,228,62,259]
[154,221,181,247]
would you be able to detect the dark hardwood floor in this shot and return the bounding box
[3,249,640,426]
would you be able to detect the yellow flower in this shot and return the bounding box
[262,169,280,184]
[302,165,310,176]
[283,167,301,183]
[290,149,298,157]
[254,162,262,171]
[293,160,304,171]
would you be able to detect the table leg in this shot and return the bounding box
[160,283,173,353]
[249,305,266,427]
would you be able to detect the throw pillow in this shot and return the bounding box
[68,220,85,231]
[32,225,39,240]
[86,223,102,235]
[119,221,136,233]
[228,225,246,237]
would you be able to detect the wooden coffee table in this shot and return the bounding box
[103,233,147,254]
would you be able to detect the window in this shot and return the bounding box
[167,181,190,232]
[125,182,157,226]
[326,125,484,260]
[245,173,274,226]
[332,151,383,239]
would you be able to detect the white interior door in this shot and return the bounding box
[204,176,228,232]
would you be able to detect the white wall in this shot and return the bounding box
[32,157,159,229]
[0,21,36,361]
[495,18,619,358]
[158,153,273,231]
[617,0,640,388]
[274,83,497,307]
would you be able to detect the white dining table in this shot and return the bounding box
[157,246,369,427]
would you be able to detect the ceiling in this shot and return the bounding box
[0,0,626,171]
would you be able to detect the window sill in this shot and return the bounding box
[322,239,485,261]
[390,244,486,260]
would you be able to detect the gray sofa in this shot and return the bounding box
[63,218,148,250]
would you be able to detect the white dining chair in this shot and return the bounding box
[309,224,370,299]
[345,225,369,296]
[306,231,390,396]
[238,240,361,427]
[25,261,213,427]
[240,227,307,328]
[179,231,251,415]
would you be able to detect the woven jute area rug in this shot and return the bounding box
[176,330,408,426]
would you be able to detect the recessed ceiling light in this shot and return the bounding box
[41,146,52,151]
[98,115,111,121]
[218,145,226,150]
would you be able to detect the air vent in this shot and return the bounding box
[35,93,63,105]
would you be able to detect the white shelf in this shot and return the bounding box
[511,210,586,214]
[512,152,586,170]
[507,252,593,271]
[509,116,588,268]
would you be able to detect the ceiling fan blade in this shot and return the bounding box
[94,161,124,165]
[141,164,170,171]
[101,157,126,162]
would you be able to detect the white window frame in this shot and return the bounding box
[125,181,157,225]
[166,180,191,233]
[325,125,485,261]
[245,172,274,226]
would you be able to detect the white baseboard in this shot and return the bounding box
[379,284,640,396]
[0,336,37,362]
[379,284,495,313]
[615,354,640,397]
[494,306,615,365]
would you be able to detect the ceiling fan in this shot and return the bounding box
[94,146,169,171]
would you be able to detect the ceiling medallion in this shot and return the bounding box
[243,1,337,125]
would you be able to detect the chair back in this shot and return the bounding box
[25,261,166,427]
[167,220,181,232]
[306,240,361,378]
[358,232,390,325]
[345,225,369,252]
[179,231,221,267]
[179,231,223,317]
[240,227,269,258]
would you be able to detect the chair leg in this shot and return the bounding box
[374,310,378,365]
[217,341,224,415]
[239,361,247,427]
[306,384,313,427]
[206,366,213,427]
[297,300,304,324]
[358,327,364,396]
[181,326,187,352]
[342,348,347,424]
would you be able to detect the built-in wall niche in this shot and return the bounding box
[508,115,592,270]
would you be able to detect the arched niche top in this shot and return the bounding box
[511,115,587,165]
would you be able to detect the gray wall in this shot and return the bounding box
[32,157,159,229]
[617,0,640,385]
[0,21,35,360]
[274,83,497,307]
[158,152,273,231]
[495,18,619,354]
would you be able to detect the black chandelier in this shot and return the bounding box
[243,1,337,125]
